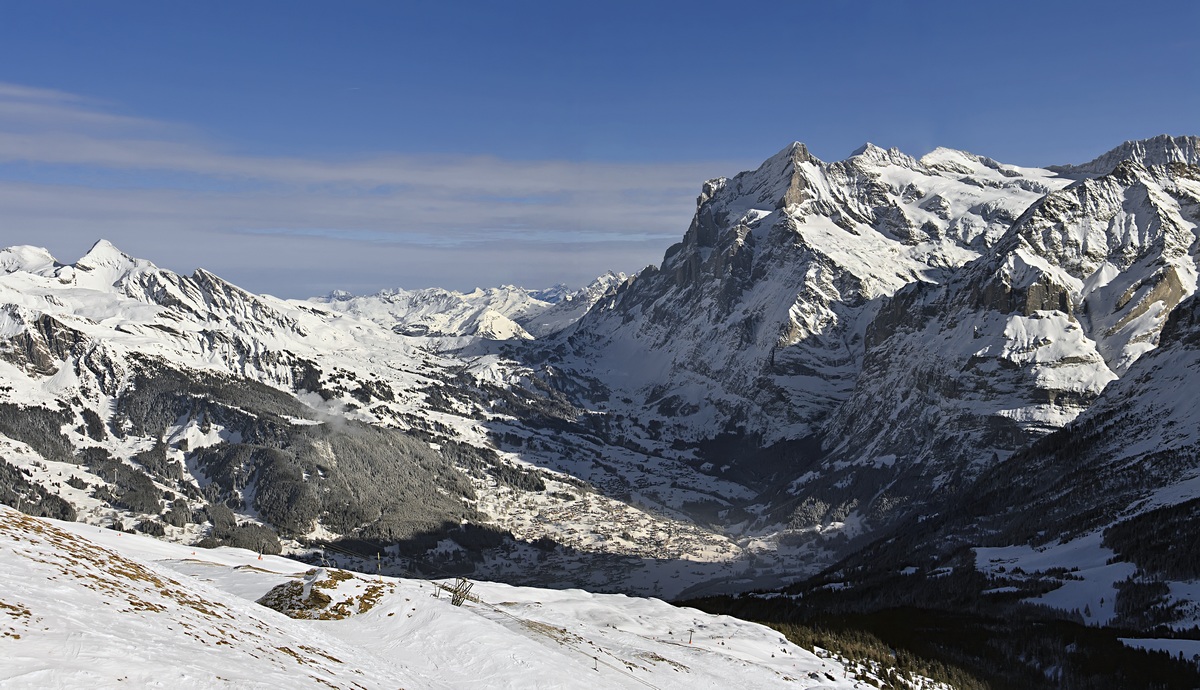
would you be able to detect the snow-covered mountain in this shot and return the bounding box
[4,135,1200,667]
[798,137,1200,534]
[318,284,544,341]
[555,141,1069,446]
[497,136,1198,552]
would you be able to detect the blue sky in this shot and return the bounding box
[0,1,1196,296]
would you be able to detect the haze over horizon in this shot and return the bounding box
[0,0,1196,297]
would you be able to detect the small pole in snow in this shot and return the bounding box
[377,552,382,582]
[593,657,598,671]
[689,629,693,644]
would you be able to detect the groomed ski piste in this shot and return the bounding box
[0,506,944,689]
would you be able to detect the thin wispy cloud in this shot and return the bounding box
[0,83,175,134]
[0,81,748,296]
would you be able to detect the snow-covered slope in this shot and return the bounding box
[958,289,1200,628]
[1,506,924,689]
[800,289,1200,634]
[519,270,627,338]
[0,507,435,689]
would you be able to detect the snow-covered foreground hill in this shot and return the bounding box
[0,506,926,689]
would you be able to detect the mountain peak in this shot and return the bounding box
[918,147,1029,179]
[69,239,156,291]
[0,245,59,276]
[76,239,134,270]
[849,141,885,157]
[919,146,982,172]
[849,142,920,168]
[757,142,822,211]
[1053,134,1200,177]
[767,141,820,167]
[528,283,571,304]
